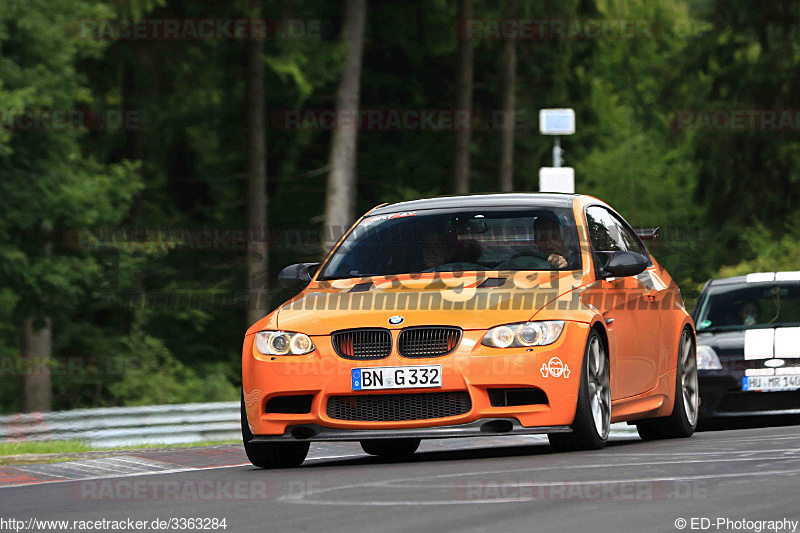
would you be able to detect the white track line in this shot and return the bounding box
[0,463,251,490]
[277,468,800,506]
[3,426,799,490]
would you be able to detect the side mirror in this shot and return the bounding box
[598,251,648,279]
[278,262,320,290]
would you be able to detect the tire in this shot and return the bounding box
[360,438,421,459]
[241,392,309,468]
[636,327,698,440]
[548,329,611,452]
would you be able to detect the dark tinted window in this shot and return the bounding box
[586,206,625,253]
[617,222,647,255]
[695,283,800,331]
[319,207,582,279]
[586,206,649,258]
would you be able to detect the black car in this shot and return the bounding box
[694,272,800,421]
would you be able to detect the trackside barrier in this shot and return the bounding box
[0,402,638,448]
[0,402,240,448]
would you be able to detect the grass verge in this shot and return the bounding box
[0,440,240,465]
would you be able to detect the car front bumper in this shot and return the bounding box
[699,375,800,418]
[242,321,591,437]
[250,418,572,442]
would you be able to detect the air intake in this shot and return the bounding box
[398,327,462,358]
[326,391,472,421]
[331,328,392,360]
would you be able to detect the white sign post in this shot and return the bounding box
[539,167,575,194]
[539,109,575,193]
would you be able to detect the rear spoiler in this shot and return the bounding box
[634,227,660,249]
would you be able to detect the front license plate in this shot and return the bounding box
[352,365,442,391]
[742,375,800,392]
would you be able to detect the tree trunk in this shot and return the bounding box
[123,62,145,221]
[22,225,53,412]
[323,0,367,253]
[453,0,474,194]
[245,0,268,327]
[21,317,52,412]
[499,0,519,192]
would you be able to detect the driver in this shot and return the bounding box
[741,302,760,326]
[421,232,454,270]
[534,214,572,269]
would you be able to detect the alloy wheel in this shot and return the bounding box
[680,329,699,426]
[587,336,611,439]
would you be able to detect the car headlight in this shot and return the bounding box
[482,321,565,348]
[255,331,315,355]
[696,344,722,370]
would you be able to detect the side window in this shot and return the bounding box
[586,206,651,271]
[614,217,649,257]
[586,206,625,252]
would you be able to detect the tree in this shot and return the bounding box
[245,0,269,327]
[323,0,368,251]
[679,0,800,266]
[498,0,519,192]
[453,0,474,194]
[0,0,781,413]
[0,0,141,412]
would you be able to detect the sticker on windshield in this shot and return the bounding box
[365,211,417,223]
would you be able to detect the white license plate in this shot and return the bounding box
[743,375,800,392]
[351,365,442,391]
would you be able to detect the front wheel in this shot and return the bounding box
[549,329,611,451]
[241,392,309,468]
[636,327,698,440]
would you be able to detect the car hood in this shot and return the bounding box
[697,327,800,374]
[696,330,746,358]
[276,272,588,335]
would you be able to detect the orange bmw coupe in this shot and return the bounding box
[241,193,698,467]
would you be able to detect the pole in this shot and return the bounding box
[553,136,562,168]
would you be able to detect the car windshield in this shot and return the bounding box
[695,283,800,331]
[318,207,582,279]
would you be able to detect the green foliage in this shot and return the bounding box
[0,0,144,322]
[678,1,800,264]
[0,0,145,411]
[0,440,96,458]
[575,0,699,227]
[108,324,237,405]
[0,439,240,462]
[718,213,800,278]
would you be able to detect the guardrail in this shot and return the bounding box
[0,402,240,448]
[0,402,639,449]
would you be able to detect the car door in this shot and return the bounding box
[584,206,661,399]
[612,212,672,382]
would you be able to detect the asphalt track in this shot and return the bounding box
[2,419,800,533]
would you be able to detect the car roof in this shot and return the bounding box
[369,193,579,215]
[707,272,800,287]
